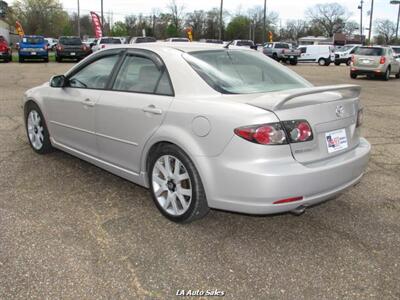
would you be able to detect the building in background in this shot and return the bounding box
[0,1,18,46]
[298,36,333,45]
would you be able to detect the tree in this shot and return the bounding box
[185,10,206,40]
[111,21,128,37]
[305,3,349,37]
[226,16,251,40]
[167,0,184,34]
[7,0,69,37]
[282,19,308,43]
[343,20,359,36]
[374,19,396,45]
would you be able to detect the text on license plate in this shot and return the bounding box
[31,52,36,55]
[325,128,348,153]
[71,52,76,56]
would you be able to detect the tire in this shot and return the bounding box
[19,56,24,63]
[383,68,390,81]
[346,58,352,66]
[318,58,326,66]
[272,53,279,61]
[350,72,357,79]
[25,102,54,154]
[56,56,61,62]
[334,61,340,66]
[44,57,49,63]
[148,144,209,223]
[395,69,400,79]
[290,58,298,65]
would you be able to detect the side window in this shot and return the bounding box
[69,55,119,89]
[299,47,307,54]
[112,55,173,95]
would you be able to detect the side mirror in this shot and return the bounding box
[50,75,67,88]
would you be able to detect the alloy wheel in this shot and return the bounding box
[27,110,44,150]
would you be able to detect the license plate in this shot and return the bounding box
[70,52,76,56]
[325,129,348,153]
[362,59,370,64]
[31,52,36,55]
[290,56,294,59]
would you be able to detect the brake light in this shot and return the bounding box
[356,108,363,127]
[82,45,88,51]
[44,44,48,51]
[101,44,106,49]
[379,56,385,64]
[351,55,355,63]
[282,120,313,143]
[273,196,303,204]
[57,45,64,51]
[234,123,287,145]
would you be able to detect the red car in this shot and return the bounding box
[0,35,12,63]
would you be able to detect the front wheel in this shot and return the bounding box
[346,59,352,66]
[148,144,209,223]
[25,102,54,154]
[334,61,340,66]
[318,58,326,66]
[395,69,400,79]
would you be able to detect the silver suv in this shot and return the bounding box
[350,46,400,80]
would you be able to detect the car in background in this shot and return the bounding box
[0,35,12,62]
[55,36,92,62]
[390,45,400,58]
[18,35,48,63]
[45,37,58,51]
[350,46,400,81]
[129,36,157,44]
[334,44,359,66]
[297,45,335,66]
[263,42,300,65]
[22,43,370,223]
[83,37,97,48]
[92,37,122,51]
[165,37,190,42]
[199,39,223,44]
[226,40,256,49]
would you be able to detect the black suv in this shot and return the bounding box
[55,36,92,62]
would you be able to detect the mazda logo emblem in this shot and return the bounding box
[336,105,345,118]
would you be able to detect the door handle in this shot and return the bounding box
[142,105,162,115]
[82,98,96,107]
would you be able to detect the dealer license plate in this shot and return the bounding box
[325,128,348,153]
[70,52,76,56]
[290,56,294,59]
[31,52,36,55]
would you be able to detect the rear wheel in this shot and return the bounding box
[290,58,298,65]
[55,56,61,62]
[44,57,49,63]
[396,69,400,79]
[383,68,390,81]
[148,144,209,223]
[19,56,24,63]
[350,72,357,79]
[318,58,326,66]
[346,58,352,66]
[334,61,340,66]
[272,53,279,61]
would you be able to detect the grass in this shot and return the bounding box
[10,51,56,63]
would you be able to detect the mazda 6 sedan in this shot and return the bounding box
[23,43,371,223]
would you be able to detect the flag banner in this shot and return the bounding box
[15,21,24,37]
[90,11,103,39]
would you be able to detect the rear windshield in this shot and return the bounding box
[22,37,44,44]
[354,47,384,56]
[59,37,82,45]
[100,38,121,44]
[275,43,290,49]
[183,50,308,94]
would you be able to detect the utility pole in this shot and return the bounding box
[358,0,363,44]
[101,0,104,30]
[77,0,81,37]
[391,1,400,41]
[263,0,267,43]
[368,0,374,44]
[219,0,223,40]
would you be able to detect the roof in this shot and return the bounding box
[105,42,228,53]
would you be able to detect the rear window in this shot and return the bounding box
[236,40,254,47]
[275,43,289,49]
[22,37,44,44]
[59,37,82,45]
[183,50,308,94]
[100,38,121,44]
[354,47,384,56]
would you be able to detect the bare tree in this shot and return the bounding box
[186,10,206,39]
[375,19,396,45]
[343,20,359,36]
[283,19,308,43]
[167,0,185,32]
[305,3,349,37]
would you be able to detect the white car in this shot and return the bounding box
[45,37,58,51]
[297,45,336,66]
[92,37,122,52]
[334,44,360,66]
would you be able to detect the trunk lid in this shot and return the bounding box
[246,85,361,164]
[354,55,380,68]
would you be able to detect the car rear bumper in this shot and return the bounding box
[57,51,88,58]
[351,68,385,76]
[19,51,48,59]
[197,137,370,215]
[0,52,11,59]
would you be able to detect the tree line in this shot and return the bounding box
[4,0,399,45]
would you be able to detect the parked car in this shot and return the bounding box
[334,44,359,66]
[350,46,400,80]
[297,45,335,66]
[92,37,122,51]
[390,45,400,57]
[18,35,48,63]
[0,35,12,62]
[45,37,58,51]
[226,40,256,49]
[22,44,370,223]
[83,37,97,48]
[129,36,157,44]
[165,37,190,42]
[199,39,223,44]
[55,36,92,62]
[263,42,301,65]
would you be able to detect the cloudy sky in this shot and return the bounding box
[60,0,398,24]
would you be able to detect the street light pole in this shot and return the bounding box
[368,0,374,44]
[358,0,363,44]
[219,0,223,40]
[391,0,400,41]
[263,0,267,43]
[77,0,81,37]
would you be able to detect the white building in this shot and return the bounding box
[298,36,333,45]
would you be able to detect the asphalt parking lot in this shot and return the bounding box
[0,62,399,299]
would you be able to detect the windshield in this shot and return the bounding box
[100,38,121,44]
[22,37,44,44]
[60,37,82,45]
[340,45,354,52]
[183,50,309,94]
[354,47,384,56]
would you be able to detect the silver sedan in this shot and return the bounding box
[23,43,371,223]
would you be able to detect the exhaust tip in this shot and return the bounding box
[290,205,306,216]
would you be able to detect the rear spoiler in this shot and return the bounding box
[272,84,361,110]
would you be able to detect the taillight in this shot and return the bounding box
[82,45,88,51]
[44,44,48,51]
[379,56,385,64]
[234,123,287,145]
[101,44,106,49]
[351,55,355,63]
[273,196,303,204]
[282,120,313,143]
[356,108,363,127]
[57,45,64,51]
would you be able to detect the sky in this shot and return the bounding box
[58,0,398,26]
